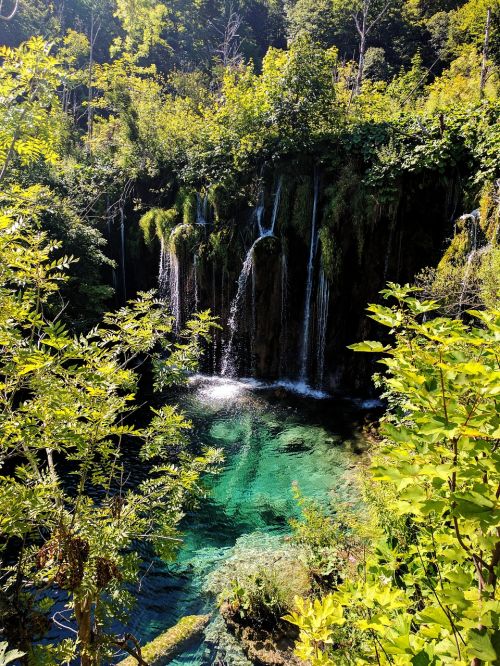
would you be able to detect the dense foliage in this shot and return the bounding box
[0,0,499,663]
[286,285,500,664]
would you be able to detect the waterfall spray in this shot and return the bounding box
[268,176,282,237]
[257,176,282,237]
[316,269,330,387]
[279,248,289,376]
[221,241,257,376]
[299,171,320,383]
[196,193,209,226]
[158,238,169,298]
[194,254,199,311]
[169,251,181,328]
[458,210,481,313]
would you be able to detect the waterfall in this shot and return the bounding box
[255,188,265,237]
[221,178,284,376]
[458,251,475,312]
[196,193,209,226]
[458,210,482,313]
[221,241,257,377]
[316,269,330,387]
[158,239,169,298]
[257,176,282,237]
[194,254,199,311]
[212,263,218,374]
[106,202,118,298]
[268,176,282,237]
[299,172,320,383]
[158,237,182,329]
[279,248,289,376]
[169,251,181,328]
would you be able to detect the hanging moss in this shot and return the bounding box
[322,162,381,263]
[176,188,197,226]
[208,228,232,268]
[139,208,178,246]
[479,181,500,244]
[478,246,500,308]
[438,229,469,270]
[318,227,340,283]
[207,183,229,224]
[290,177,312,238]
[275,175,293,235]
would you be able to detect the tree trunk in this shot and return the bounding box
[356,30,367,94]
[75,598,93,666]
[480,7,492,97]
[87,11,95,153]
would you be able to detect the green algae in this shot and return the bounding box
[118,615,210,666]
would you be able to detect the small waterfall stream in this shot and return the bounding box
[221,243,257,376]
[257,176,282,237]
[299,171,320,383]
[158,239,169,298]
[196,193,209,226]
[279,249,289,376]
[158,237,183,329]
[221,178,283,376]
[458,210,481,313]
[316,269,330,386]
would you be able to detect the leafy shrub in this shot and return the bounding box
[287,284,500,665]
[226,569,292,627]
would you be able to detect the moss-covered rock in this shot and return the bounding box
[139,208,178,246]
[290,177,312,239]
[208,183,230,224]
[169,223,200,254]
[117,614,210,666]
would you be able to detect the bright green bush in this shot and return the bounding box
[287,284,500,665]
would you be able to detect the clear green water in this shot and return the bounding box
[122,376,366,664]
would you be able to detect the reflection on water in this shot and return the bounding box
[113,375,367,665]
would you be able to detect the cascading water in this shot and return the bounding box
[169,251,181,328]
[158,235,182,329]
[255,189,265,237]
[458,210,481,313]
[221,243,257,376]
[221,178,283,376]
[257,176,282,237]
[299,171,320,383]
[316,269,330,387]
[279,249,288,376]
[194,254,199,311]
[196,193,209,226]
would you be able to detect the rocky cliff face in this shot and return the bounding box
[121,159,461,393]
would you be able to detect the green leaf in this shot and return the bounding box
[348,341,391,353]
[468,628,497,661]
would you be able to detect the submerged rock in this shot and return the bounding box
[117,614,210,666]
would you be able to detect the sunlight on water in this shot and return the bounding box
[118,375,365,665]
